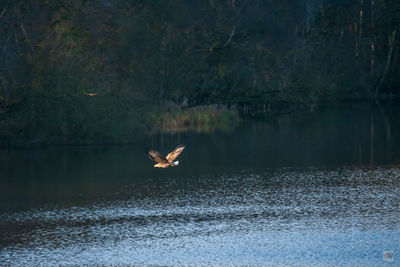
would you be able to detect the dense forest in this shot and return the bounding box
[0,0,399,146]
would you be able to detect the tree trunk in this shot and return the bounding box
[375,30,397,99]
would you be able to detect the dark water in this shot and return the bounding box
[1,104,400,266]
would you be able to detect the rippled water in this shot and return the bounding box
[1,167,400,266]
[1,104,400,266]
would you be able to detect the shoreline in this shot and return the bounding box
[0,99,398,148]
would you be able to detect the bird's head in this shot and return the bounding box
[173,161,179,166]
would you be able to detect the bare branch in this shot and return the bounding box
[21,22,35,54]
[223,26,236,48]
[0,7,6,18]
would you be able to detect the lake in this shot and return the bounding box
[1,103,400,266]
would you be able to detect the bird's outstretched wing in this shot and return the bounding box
[166,145,185,162]
[146,149,169,164]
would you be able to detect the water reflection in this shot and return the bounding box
[1,103,400,265]
[1,167,400,265]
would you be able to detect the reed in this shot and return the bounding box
[148,105,240,134]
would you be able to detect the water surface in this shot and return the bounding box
[1,104,399,266]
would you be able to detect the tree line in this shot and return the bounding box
[0,0,399,145]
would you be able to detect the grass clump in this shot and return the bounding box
[149,104,240,134]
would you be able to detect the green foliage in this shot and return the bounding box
[3,95,148,146]
[0,0,399,146]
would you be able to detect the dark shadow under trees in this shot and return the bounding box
[0,0,399,146]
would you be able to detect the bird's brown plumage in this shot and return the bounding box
[147,150,169,164]
[166,145,185,162]
[146,145,185,168]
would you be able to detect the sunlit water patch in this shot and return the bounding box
[1,167,399,266]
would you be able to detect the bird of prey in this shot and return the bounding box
[146,145,185,168]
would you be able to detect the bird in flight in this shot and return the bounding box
[146,145,185,168]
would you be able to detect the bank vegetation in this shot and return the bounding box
[0,0,399,146]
